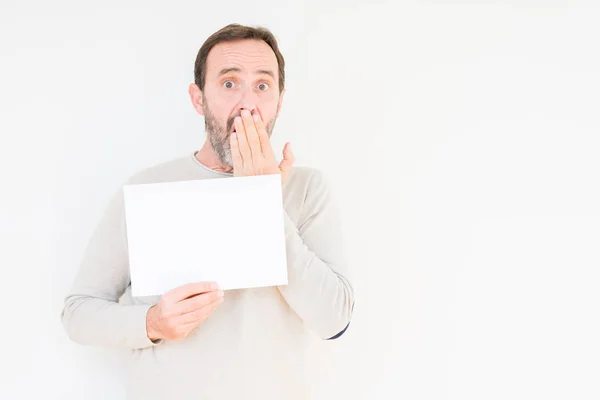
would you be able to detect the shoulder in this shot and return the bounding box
[285,165,333,197]
[284,166,338,221]
[125,155,194,185]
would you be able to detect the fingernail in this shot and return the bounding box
[211,283,219,290]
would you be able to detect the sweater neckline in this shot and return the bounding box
[190,152,233,177]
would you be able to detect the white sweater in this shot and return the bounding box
[61,153,354,400]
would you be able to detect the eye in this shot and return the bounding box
[258,82,269,91]
[223,80,235,89]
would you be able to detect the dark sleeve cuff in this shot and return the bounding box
[326,302,354,340]
[326,320,351,340]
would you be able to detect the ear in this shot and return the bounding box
[189,83,205,116]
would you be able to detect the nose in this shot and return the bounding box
[235,84,259,115]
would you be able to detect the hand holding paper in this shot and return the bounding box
[146,282,224,341]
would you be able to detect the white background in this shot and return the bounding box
[1,1,599,399]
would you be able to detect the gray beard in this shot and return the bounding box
[203,103,277,167]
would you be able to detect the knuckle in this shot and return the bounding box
[161,299,176,310]
[162,308,175,318]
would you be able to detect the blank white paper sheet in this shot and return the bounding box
[122,174,288,297]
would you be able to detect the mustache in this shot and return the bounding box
[226,114,241,133]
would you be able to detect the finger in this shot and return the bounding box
[173,289,224,315]
[234,116,252,167]
[252,110,275,159]
[279,143,295,184]
[230,132,244,171]
[176,297,223,325]
[279,142,295,171]
[163,281,219,303]
[241,109,262,165]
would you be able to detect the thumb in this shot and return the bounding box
[279,142,295,180]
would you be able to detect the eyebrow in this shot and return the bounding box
[218,67,275,79]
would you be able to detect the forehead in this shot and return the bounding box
[205,39,278,78]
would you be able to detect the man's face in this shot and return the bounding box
[194,39,284,166]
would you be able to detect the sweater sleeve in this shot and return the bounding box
[61,186,162,349]
[277,169,355,340]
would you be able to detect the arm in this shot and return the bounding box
[228,109,354,339]
[60,187,160,349]
[278,169,355,340]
